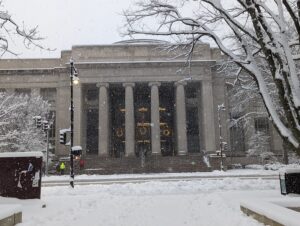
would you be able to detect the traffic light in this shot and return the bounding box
[222,142,228,151]
[34,116,42,128]
[42,120,49,131]
[59,131,67,144]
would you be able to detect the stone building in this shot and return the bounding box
[0,40,284,172]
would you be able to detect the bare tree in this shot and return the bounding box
[0,1,47,56]
[124,0,300,154]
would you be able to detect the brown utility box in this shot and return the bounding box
[0,152,43,199]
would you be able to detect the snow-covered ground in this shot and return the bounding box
[0,169,288,226]
[43,168,279,181]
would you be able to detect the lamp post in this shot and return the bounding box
[217,104,226,171]
[70,59,78,188]
[43,120,50,176]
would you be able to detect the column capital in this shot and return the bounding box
[123,82,135,88]
[174,81,187,87]
[96,82,109,88]
[148,82,161,87]
[201,80,213,85]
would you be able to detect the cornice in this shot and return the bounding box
[0,67,68,75]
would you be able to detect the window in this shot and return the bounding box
[15,88,31,96]
[41,88,56,101]
[230,120,245,153]
[41,88,56,106]
[254,117,269,134]
[47,111,56,138]
[186,84,198,99]
[86,88,98,101]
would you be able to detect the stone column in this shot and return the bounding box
[97,83,110,157]
[74,84,83,147]
[56,82,70,156]
[149,82,161,155]
[175,81,188,155]
[201,80,216,152]
[123,83,135,157]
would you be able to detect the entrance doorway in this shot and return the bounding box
[135,85,151,157]
[86,109,98,154]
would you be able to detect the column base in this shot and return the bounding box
[125,153,135,157]
[98,153,109,157]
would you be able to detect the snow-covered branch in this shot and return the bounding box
[124,0,300,153]
[0,2,50,56]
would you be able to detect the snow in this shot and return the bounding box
[59,128,70,133]
[279,167,300,175]
[74,59,217,65]
[42,169,279,182]
[71,146,82,151]
[0,170,286,226]
[0,151,43,158]
[0,204,21,219]
[241,198,300,226]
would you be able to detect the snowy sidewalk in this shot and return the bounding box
[0,204,22,225]
[1,172,281,226]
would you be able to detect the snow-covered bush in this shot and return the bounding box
[288,152,300,164]
[247,131,276,163]
[0,92,50,152]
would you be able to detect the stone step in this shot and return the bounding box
[51,154,215,175]
[0,208,22,226]
[81,155,211,174]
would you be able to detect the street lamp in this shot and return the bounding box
[73,76,79,85]
[217,103,226,171]
[70,59,79,188]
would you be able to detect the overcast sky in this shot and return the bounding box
[3,0,139,58]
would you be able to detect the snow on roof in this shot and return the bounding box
[72,146,82,151]
[0,204,22,219]
[0,151,43,158]
[113,39,170,45]
[60,128,70,133]
[74,59,216,65]
[279,167,300,175]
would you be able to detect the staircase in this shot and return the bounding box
[79,154,212,175]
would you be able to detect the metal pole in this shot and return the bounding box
[218,105,224,171]
[45,127,49,176]
[70,60,75,188]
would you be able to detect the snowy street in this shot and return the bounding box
[1,171,282,226]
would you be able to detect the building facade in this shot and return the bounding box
[0,40,284,172]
